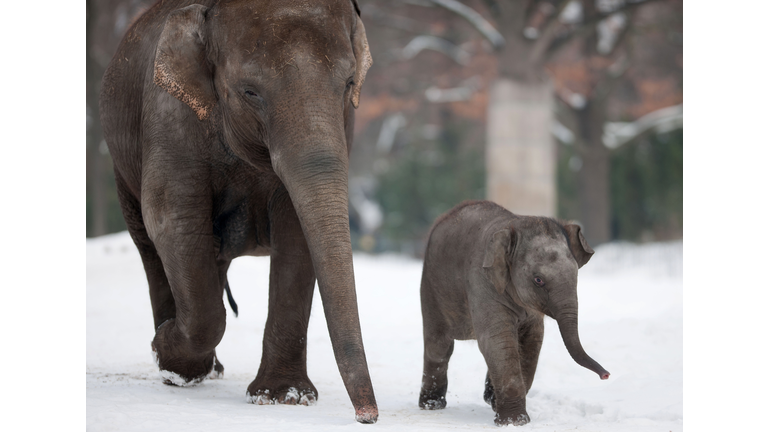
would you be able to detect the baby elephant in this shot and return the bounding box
[418,200,609,426]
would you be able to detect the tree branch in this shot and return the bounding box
[364,4,426,34]
[529,0,573,66]
[430,0,506,49]
[602,10,634,57]
[543,0,661,61]
[401,35,472,65]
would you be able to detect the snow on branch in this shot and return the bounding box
[546,0,660,60]
[552,104,683,148]
[401,35,471,65]
[429,0,505,49]
[603,104,683,149]
[425,76,482,103]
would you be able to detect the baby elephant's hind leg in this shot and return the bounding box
[419,334,454,410]
[483,371,496,408]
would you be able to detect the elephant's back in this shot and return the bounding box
[420,201,513,338]
[421,203,502,313]
[426,200,512,254]
[422,201,513,291]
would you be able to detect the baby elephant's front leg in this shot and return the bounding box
[477,327,530,426]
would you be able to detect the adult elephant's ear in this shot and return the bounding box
[154,5,216,121]
[351,15,373,109]
[482,228,514,294]
[564,224,595,268]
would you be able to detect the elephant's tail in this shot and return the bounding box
[225,280,239,317]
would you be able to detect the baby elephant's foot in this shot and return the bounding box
[246,377,318,406]
[418,393,447,410]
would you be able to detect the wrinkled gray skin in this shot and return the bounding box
[99,0,377,423]
[418,201,609,426]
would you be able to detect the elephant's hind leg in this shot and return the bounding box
[419,334,454,410]
[419,281,455,411]
[247,189,318,406]
[484,370,496,408]
[115,170,177,330]
[207,261,234,380]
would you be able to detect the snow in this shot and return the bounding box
[87,232,682,431]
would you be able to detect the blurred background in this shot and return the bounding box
[86,0,683,256]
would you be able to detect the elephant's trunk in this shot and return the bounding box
[554,307,610,380]
[271,126,377,423]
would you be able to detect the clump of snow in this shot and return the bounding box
[299,392,317,406]
[421,398,446,410]
[150,338,214,386]
[284,387,299,403]
[87,232,682,431]
[246,390,274,405]
[159,369,206,387]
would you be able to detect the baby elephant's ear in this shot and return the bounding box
[564,224,595,268]
[154,4,216,121]
[482,228,514,294]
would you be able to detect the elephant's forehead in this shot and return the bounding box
[216,1,354,67]
[216,0,352,41]
[220,0,351,14]
[525,235,571,266]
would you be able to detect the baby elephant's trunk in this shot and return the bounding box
[556,312,610,380]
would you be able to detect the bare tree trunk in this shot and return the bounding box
[87,145,108,237]
[573,103,610,244]
[481,1,562,218]
[87,0,107,237]
[486,78,557,217]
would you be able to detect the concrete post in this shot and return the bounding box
[486,78,556,217]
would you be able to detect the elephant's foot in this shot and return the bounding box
[418,394,447,410]
[151,343,214,386]
[419,375,448,410]
[493,397,530,427]
[246,375,318,406]
[495,412,530,427]
[208,354,225,379]
[484,376,496,409]
[151,320,217,386]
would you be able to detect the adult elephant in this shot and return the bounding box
[99,0,377,423]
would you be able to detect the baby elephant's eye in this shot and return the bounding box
[533,277,545,287]
[245,90,258,97]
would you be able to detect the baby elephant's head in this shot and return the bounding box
[482,217,610,380]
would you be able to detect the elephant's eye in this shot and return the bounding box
[244,89,264,104]
[346,78,355,89]
[533,277,545,287]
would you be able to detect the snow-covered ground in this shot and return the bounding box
[86,232,682,431]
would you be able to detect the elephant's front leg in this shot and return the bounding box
[483,318,543,410]
[247,190,318,406]
[146,209,226,386]
[519,316,544,393]
[475,309,530,426]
